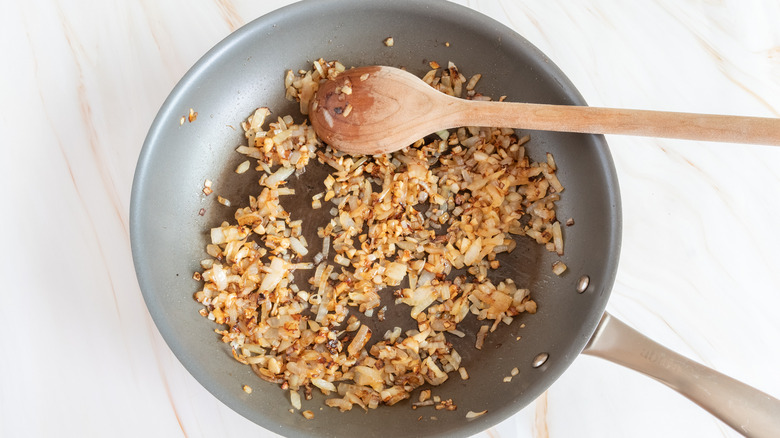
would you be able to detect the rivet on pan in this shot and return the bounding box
[576,275,590,293]
[532,352,549,368]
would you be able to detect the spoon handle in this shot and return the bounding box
[454,100,780,145]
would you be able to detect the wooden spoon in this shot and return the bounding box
[308,66,780,155]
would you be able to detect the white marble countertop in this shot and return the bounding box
[3,1,779,437]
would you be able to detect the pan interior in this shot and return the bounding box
[130,1,621,437]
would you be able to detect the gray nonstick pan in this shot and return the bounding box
[129,1,780,437]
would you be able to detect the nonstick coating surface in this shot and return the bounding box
[130,1,622,436]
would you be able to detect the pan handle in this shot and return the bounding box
[582,312,780,437]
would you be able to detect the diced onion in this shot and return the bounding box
[466,410,487,419]
[194,60,566,416]
[264,166,295,187]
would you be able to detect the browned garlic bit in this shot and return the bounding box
[194,58,566,414]
[203,179,213,196]
[217,196,231,207]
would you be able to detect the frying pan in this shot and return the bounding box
[129,1,780,436]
